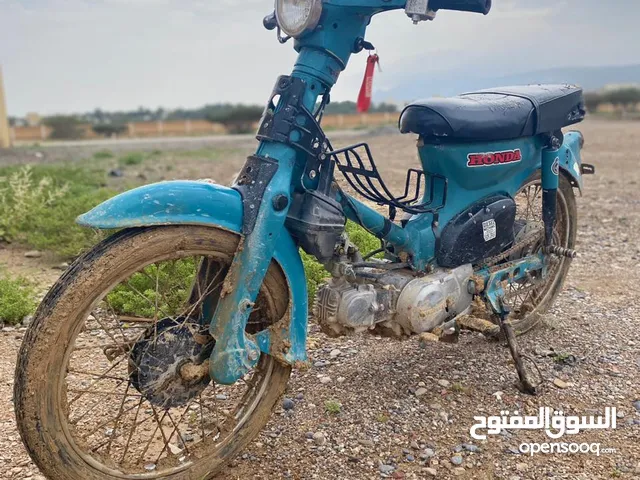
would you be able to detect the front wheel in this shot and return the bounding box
[15,226,291,480]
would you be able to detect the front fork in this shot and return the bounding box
[207,75,327,385]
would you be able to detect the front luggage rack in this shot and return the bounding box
[327,142,447,216]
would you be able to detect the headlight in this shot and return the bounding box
[275,0,323,38]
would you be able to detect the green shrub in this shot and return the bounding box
[93,150,114,159]
[300,221,382,305]
[0,165,114,257]
[324,400,342,414]
[44,115,84,140]
[345,221,382,257]
[119,152,145,166]
[0,275,35,325]
[106,259,196,317]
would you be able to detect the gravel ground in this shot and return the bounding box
[1,118,639,479]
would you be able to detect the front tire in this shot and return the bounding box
[15,226,291,480]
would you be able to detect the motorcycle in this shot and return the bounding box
[15,0,595,478]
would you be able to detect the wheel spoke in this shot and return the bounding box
[55,246,281,476]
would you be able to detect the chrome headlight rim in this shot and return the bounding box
[275,0,323,39]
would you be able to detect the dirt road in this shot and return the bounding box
[1,118,639,479]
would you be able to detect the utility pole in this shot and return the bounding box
[0,66,11,148]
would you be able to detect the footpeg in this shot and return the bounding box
[543,245,577,258]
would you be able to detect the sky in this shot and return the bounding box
[1,0,638,116]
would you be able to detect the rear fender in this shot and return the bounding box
[558,131,585,193]
[77,180,308,365]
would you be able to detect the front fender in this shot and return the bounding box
[77,180,308,364]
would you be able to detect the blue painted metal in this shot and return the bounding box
[76,180,308,366]
[337,191,412,250]
[405,137,543,268]
[557,131,585,191]
[77,181,243,231]
[331,133,584,270]
[475,253,547,315]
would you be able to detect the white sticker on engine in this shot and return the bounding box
[482,219,497,242]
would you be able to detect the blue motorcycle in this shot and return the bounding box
[15,0,594,478]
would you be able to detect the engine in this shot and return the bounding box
[315,264,473,337]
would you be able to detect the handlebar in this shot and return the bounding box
[429,0,492,15]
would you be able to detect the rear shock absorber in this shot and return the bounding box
[541,136,561,248]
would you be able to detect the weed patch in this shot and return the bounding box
[0,275,35,325]
[0,165,114,257]
[93,150,114,160]
[105,259,196,317]
[119,152,145,166]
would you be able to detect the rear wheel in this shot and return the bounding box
[15,226,291,480]
[501,171,578,334]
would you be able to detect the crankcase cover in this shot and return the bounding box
[395,264,473,333]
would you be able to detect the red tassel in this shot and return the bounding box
[357,54,379,113]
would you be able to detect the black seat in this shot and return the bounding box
[399,84,585,143]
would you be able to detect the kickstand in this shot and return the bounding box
[496,297,538,395]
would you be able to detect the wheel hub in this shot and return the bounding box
[129,317,213,409]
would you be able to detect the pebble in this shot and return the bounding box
[424,467,438,477]
[553,378,570,389]
[319,376,332,384]
[168,443,182,455]
[410,440,420,450]
[305,432,314,439]
[420,448,435,460]
[516,462,529,472]
[415,387,428,397]
[329,349,342,358]
[53,262,69,270]
[358,438,374,447]
[314,361,328,368]
[215,394,228,400]
[418,332,440,346]
[633,400,640,412]
[437,379,451,388]
[337,376,346,383]
[463,443,481,453]
[24,250,42,258]
[450,454,463,466]
[295,393,304,400]
[312,432,326,446]
[282,398,295,410]
[452,468,466,476]
[379,464,395,474]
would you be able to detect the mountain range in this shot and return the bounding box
[379,64,640,102]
